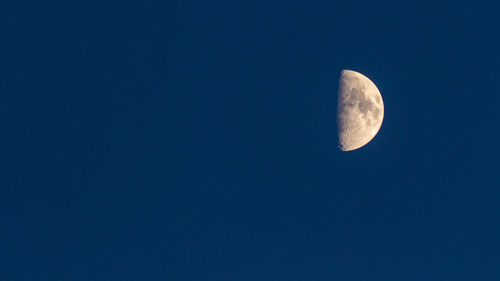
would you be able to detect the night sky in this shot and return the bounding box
[1,1,500,280]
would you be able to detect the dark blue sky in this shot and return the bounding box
[1,1,499,280]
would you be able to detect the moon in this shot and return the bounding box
[337,70,384,151]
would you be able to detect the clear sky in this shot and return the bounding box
[1,0,499,280]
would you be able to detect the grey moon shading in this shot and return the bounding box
[337,70,384,151]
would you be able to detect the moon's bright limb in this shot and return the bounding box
[337,70,384,151]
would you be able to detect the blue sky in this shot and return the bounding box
[1,0,499,280]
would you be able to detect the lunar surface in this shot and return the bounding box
[337,70,384,151]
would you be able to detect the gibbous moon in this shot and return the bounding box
[337,70,384,151]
